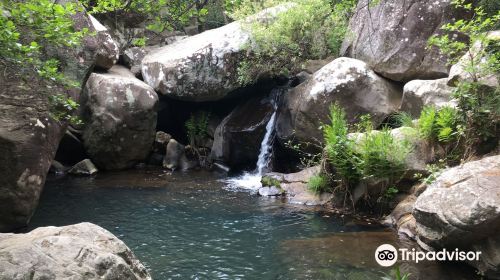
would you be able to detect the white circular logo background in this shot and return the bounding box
[375,244,398,267]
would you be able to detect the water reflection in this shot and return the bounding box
[28,169,478,279]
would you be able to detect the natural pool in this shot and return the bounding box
[29,169,478,280]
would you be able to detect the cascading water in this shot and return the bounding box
[255,111,277,175]
[225,92,279,191]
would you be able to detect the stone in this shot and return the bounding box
[81,66,158,170]
[141,5,292,101]
[153,131,172,155]
[0,1,103,232]
[163,139,197,171]
[0,222,151,280]
[400,78,456,117]
[88,15,120,70]
[390,127,440,177]
[276,57,402,149]
[258,186,284,196]
[68,159,98,175]
[211,95,276,168]
[122,46,159,77]
[413,155,500,278]
[49,160,68,175]
[341,0,471,82]
[265,166,333,206]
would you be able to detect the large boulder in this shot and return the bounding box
[0,222,151,280]
[413,155,500,278]
[341,0,469,82]
[49,2,119,80]
[211,95,276,168]
[140,5,292,102]
[276,57,402,149]
[81,66,158,170]
[0,2,107,232]
[400,78,456,117]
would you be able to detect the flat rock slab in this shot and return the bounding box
[0,222,151,280]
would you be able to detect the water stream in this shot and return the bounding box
[224,95,278,192]
[29,170,478,279]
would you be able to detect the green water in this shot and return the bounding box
[28,169,477,280]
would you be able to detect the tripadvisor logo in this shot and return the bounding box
[375,244,482,267]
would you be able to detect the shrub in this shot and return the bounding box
[429,0,500,157]
[417,105,460,144]
[322,104,411,201]
[417,106,437,140]
[233,0,356,85]
[185,111,210,147]
[357,128,411,182]
[323,104,361,185]
[308,174,329,193]
[386,112,414,128]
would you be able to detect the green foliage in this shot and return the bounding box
[428,0,499,157]
[82,0,209,33]
[417,106,459,144]
[261,176,281,188]
[0,0,86,85]
[322,105,411,201]
[49,94,82,125]
[417,106,437,140]
[386,112,414,128]
[383,186,399,200]
[234,0,356,85]
[382,265,411,280]
[308,174,330,193]
[0,0,87,124]
[324,104,361,185]
[357,128,411,182]
[185,112,211,147]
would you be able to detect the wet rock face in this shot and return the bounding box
[341,0,468,82]
[81,66,158,170]
[413,155,500,278]
[0,222,152,280]
[210,96,275,168]
[140,5,292,102]
[276,57,402,149]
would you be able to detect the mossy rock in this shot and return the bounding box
[261,176,281,188]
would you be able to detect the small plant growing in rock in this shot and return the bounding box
[261,176,281,188]
[307,174,330,193]
[185,111,211,147]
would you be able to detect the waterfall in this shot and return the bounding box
[255,111,277,175]
[224,100,278,191]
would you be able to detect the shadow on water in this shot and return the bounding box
[28,168,479,280]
